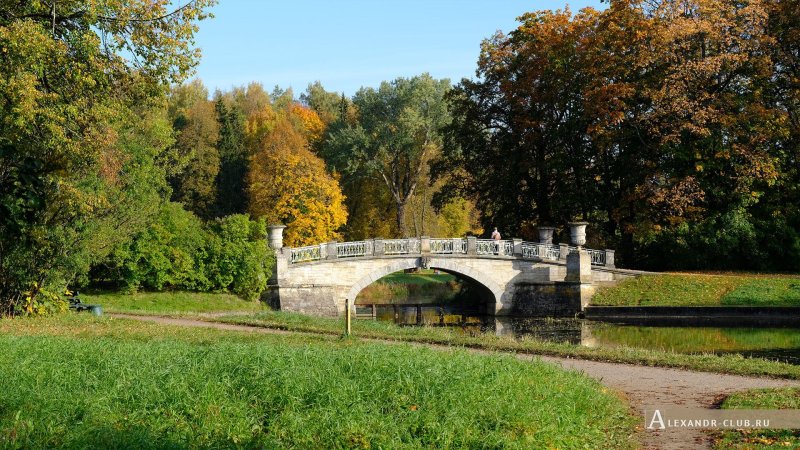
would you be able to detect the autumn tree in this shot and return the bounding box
[248,119,347,247]
[439,8,601,239]
[0,0,214,314]
[324,74,451,236]
[442,0,799,269]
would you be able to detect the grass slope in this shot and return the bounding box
[714,388,800,449]
[82,291,265,315]
[0,315,634,449]
[592,274,800,307]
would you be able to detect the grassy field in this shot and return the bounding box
[216,311,800,379]
[714,388,800,449]
[592,273,800,306]
[82,291,266,315]
[0,315,634,449]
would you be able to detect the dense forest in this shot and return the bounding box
[1,0,799,315]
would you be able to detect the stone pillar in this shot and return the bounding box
[512,238,523,257]
[568,221,589,247]
[558,243,569,262]
[538,226,555,244]
[326,241,338,260]
[272,248,289,283]
[605,249,615,268]
[466,236,477,255]
[267,224,287,250]
[420,236,431,254]
[566,248,592,283]
[373,238,384,256]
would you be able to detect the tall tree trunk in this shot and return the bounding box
[396,200,407,237]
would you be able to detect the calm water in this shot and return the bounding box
[356,304,800,365]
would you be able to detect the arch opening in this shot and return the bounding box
[347,259,503,320]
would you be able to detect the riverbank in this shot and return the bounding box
[584,306,800,326]
[0,314,634,449]
[84,291,800,379]
[591,273,800,307]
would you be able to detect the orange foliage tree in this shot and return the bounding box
[247,119,347,247]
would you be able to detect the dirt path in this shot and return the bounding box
[111,313,800,450]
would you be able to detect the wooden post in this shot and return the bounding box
[393,304,398,322]
[371,304,376,319]
[345,298,352,336]
[416,305,422,325]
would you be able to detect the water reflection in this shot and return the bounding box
[356,304,800,365]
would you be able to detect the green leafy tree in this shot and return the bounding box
[0,0,215,315]
[168,79,220,219]
[301,81,346,125]
[214,97,248,217]
[324,73,450,236]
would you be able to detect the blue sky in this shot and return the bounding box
[193,1,605,96]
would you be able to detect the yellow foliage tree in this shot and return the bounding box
[248,119,347,247]
[289,103,326,145]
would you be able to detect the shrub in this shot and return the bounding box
[90,203,273,300]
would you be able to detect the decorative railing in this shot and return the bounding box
[337,240,371,258]
[475,239,513,256]
[587,248,606,266]
[289,244,326,264]
[430,238,467,254]
[287,237,611,267]
[521,243,560,261]
[543,244,560,261]
[384,238,420,255]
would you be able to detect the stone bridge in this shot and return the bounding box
[266,224,638,318]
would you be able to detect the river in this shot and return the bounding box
[355,304,800,365]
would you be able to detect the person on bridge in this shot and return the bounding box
[491,227,501,254]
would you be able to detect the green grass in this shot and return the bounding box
[82,291,266,315]
[376,270,457,285]
[714,388,800,449]
[592,274,800,306]
[0,315,634,449]
[215,311,800,379]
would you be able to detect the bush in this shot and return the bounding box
[90,203,274,300]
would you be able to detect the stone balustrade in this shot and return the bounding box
[284,236,614,268]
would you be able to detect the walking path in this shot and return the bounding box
[112,313,800,450]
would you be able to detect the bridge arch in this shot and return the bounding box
[346,258,506,310]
